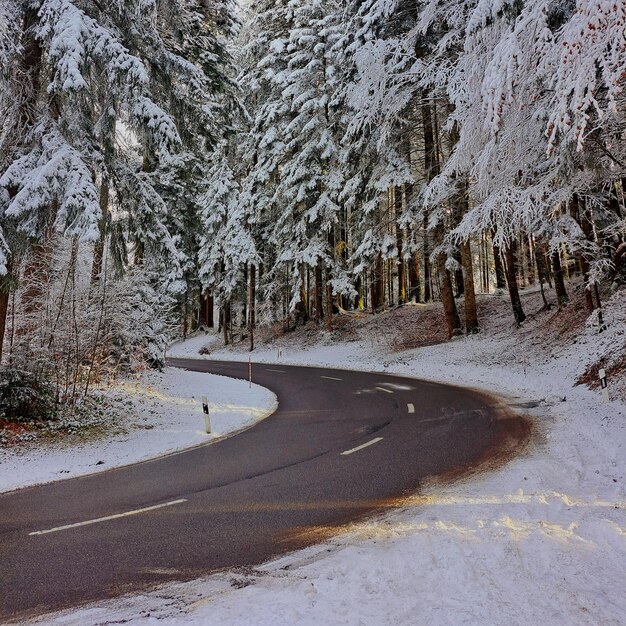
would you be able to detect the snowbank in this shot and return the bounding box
[0,367,277,494]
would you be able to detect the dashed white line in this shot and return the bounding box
[266,368,286,373]
[321,375,342,381]
[407,403,415,413]
[340,437,383,456]
[29,499,188,536]
[375,386,394,394]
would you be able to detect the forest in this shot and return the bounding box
[0,0,624,420]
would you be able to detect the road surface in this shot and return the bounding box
[0,359,529,621]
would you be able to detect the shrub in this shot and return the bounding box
[0,368,57,422]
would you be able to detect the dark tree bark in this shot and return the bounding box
[437,255,463,337]
[454,250,464,297]
[423,96,460,330]
[375,253,385,311]
[526,235,536,285]
[326,229,335,332]
[19,201,59,331]
[315,264,324,322]
[326,269,333,333]
[534,240,553,310]
[370,269,377,313]
[491,230,507,289]
[0,259,14,364]
[248,264,256,351]
[504,241,526,325]
[395,188,406,305]
[481,232,490,292]
[421,98,435,303]
[222,301,230,345]
[199,292,214,328]
[461,240,479,333]
[570,194,595,312]
[241,266,248,329]
[407,251,421,302]
[551,248,569,308]
[90,178,110,288]
[297,266,309,324]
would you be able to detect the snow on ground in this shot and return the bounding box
[31,292,626,626]
[0,367,276,494]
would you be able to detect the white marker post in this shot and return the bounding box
[599,368,609,402]
[202,395,211,433]
[248,357,252,388]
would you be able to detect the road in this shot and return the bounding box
[0,359,530,621]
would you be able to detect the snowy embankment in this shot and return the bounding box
[32,293,626,626]
[0,368,276,494]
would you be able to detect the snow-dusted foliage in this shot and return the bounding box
[1,0,625,368]
[0,1,239,405]
[549,0,626,151]
[198,144,257,303]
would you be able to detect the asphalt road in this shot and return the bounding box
[0,359,529,621]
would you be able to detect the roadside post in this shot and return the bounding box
[599,368,609,402]
[248,357,252,388]
[202,395,211,433]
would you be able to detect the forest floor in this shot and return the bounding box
[18,280,626,625]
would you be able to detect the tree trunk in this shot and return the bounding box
[571,194,595,312]
[375,253,385,311]
[20,200,59,336]
[222,301,230,345]
[0,258,13,364]
[461,240,479,333]
[437,255,463,337]
[481,232,490,292]
[526,235,536,285]
[325,228,335,332]
[90,179,109,287]
[408,251,421,302]
[492,230,507,289]
[454,250,464,297]
[535,240,553,310]
[199,292,214,328]
[182,291,189,339]
[395,191,406,305]
[299,266,308,323]
[551,249,569,308]
[326,270,333,333]
[315,264,324,322]
[248,264,256,351]
[504,242,526,325]
[241,266,248,329]
[421,98,436,303]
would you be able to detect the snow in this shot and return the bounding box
[0,366,276,494]
[27,299,626,625]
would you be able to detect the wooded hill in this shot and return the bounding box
[0,0,624,417]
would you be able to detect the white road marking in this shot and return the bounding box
[321,375,342,381]
[266,368,286,373]
[340,437,383,456]
[382,383,414,391]
[375,386,394,394]
[29,499,187,536]
[407,403,415,413]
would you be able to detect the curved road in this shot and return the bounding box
[0,359,529,621]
